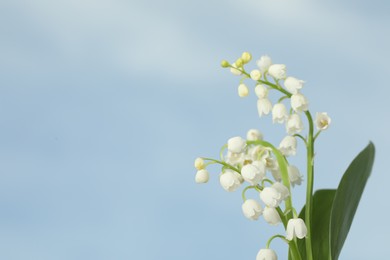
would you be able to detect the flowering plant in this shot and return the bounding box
[193,52,375,260]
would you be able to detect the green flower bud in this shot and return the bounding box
[221,60,230,68]
[235,58,244,67]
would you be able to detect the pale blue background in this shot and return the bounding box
[0,0,389,259]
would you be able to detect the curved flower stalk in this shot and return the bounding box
[194,52,332,260]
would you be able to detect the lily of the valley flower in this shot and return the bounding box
[286,218,307,240]
[230,62,242,76]
[238,83,249,97]
[263,206,281,225]
[279,136,297,156]
[284,76,304,94]
[256,55,272,73]
[260,187,283,208]
[256,248,278,260]
[271,182,289,200]
[241,162,266,185]
[288,165,303,187]
[195,169,209,183]
[291,93,309,112]
[272,103,288,124]
[315,112,331,130]
[242,199,263,220]
[246,129,263,141]
[268,64,287,80]
[255,84,268,99]
[219,170,242,192]
[194,157,205,170]
[250,69,262,81]
[257,98,272,117]
[286,114,304,135]
[227,136,246,154]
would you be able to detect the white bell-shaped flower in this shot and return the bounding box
[241,161,266,185]
[279,136,297,156]
[268,64,287,80]
[263,206,281,225]
[286,218,307,240]
[271,182,290,200]
[256,55,272,73]
[286,114,304,135]
[315,112,331,130]
[225,151,244,166]
[257,98,272,117]
[194,157,205,170]
[272,103,288,124]
[291,93,309,112]
[250,69,262,81]
[230,62,242,76]
[260,187,283,208]
[255,84,268,99]
[195,169,209,183]
[219,170,242,192]
[238,83,249,97]
[288,165,303,187]
[246,129,263,141]
[227,136,246,154]
[242,199,263,220]
[256,248,278,260]
[284,76,304,94]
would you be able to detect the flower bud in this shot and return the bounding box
[235,58,244,67]
[227,136,246,154]
[246,129,263,141]
[291,93,309,112]
[286,114,304,135]
[315,112,331,130]
[268,64,287,80]
[260,187,283,208]
[288,165,303,187]
[279,136,297,156]
[238,83,249,97]
[195,169,209,183]
[284,76,304,94]
[256,55,272,73]
[241,52,252,63]
[230,62,242,76]
[286,218,307,240]
[256,248,278,260]
[219,170,242,192]
[241,163,266,185]
[272,103,288,124]
[263,206,281,225]
[271,182,289,200]
[194,157,205,170]
[225,151,244,166]
[257,98,272,117]
[255,84,268,99]
[221,60,230,68]
[250,69,262,81]
[242,199,262,220]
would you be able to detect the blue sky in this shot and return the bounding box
[0,0,389,259]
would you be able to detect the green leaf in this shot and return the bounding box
[297,189,336,260]
[330,142,375,260]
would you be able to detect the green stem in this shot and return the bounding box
[241,185,259,201]
[201,157,240,174]
[266,234,289,248]
[304,111,315,260]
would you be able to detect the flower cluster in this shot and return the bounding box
[195,52,331,260]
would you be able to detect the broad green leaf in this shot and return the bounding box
[330,142,375,260]
[297,189,336,260]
